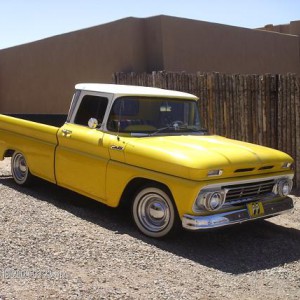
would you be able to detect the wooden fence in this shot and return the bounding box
[113,71,300,189]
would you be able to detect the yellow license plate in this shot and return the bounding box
[247,202,265,218]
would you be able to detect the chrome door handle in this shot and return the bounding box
[62,129,72,137]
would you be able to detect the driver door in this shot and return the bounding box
[55,93,110,202]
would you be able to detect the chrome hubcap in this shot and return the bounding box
[149,202,165,219]
[12,153,28,182]
[138,193,170,232]
[19,161,27,173]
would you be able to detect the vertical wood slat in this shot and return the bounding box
[223,74,228,137]
[243,75,248,142]
[253,75,260,144]
[286,75,291,156]
[270,75,277,149]
[264,74,270,147]
[277,75,283,152]
[282,75,288,154]
[231,75,235,138]
[290,74,296,162]
[257,75,263,145]
[295,77,300,187]
[251,75,256,144]
[113,71,300,189]
[234,74,240,140]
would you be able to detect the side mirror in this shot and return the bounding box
[88,118,99,129]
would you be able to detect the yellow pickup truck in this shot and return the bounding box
[0,84,295,238]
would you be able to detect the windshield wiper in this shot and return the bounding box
[149,125,208,136]
[149,125,173,136]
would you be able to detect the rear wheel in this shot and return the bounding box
[132,186,178,238]
[11,152,33,186]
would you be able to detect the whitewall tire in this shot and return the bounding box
[132,187,178,238]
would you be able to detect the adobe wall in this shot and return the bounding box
[0,16,299,114]
[158,16,300,75]
[259,20,300,72]
[261,20,300,35]
[0,18,147,114]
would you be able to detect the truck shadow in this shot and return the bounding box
[1,175,300,275]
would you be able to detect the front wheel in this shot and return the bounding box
[11,152,33,186]
[132,187,178,238]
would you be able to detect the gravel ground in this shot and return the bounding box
[0,157,300,299]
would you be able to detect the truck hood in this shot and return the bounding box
[124,135,293,180]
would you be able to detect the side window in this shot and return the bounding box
[74,95,108,126]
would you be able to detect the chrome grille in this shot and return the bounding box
[223,179,275,205]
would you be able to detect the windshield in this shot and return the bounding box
[107,96,206,136]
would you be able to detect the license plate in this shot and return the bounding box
[247,202,265,218]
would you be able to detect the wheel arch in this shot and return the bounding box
[119,177,175,208]
[4,149,15,157]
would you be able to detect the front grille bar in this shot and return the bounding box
[223,179,275,204]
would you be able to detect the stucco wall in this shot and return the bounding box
[0,15,299,114]
[261,20,300,36]
[0,18,147,114]
[159,16,300,75]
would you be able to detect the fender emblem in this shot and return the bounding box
[110,145,124,151]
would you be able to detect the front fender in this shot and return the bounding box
[105,160,202,218]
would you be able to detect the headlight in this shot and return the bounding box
[205,192,225,211]
[195,190,225,212]
[274,179,293,196]
[281,162,293,169]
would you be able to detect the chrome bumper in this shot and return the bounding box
[182,197,294,230]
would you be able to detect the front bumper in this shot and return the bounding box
[182,197,294,230]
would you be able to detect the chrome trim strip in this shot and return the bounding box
[202,174,294,190]
[183,197,294,230]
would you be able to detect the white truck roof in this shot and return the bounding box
[75,83,198,100]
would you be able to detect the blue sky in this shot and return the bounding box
[1,0,299,50]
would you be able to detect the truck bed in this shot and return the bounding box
[7,114,67,127]
[0,114,60,183]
